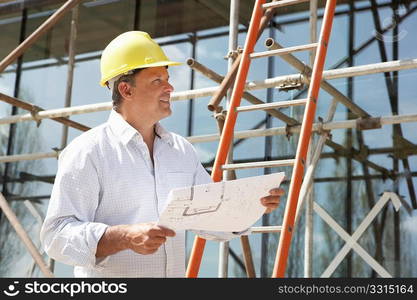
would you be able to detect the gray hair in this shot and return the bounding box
[111,68,143,112]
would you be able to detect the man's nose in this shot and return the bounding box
[164,82,174,93]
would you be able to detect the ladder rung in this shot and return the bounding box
[263,0,310,10]
[250,43,318,59]
[222,159,295,170]
[251,226,282,233]
[236,98,307,112]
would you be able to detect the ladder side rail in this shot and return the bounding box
[272,0,338,278]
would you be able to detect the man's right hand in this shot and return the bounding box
[96,223,175,258]
[125,223,176,255]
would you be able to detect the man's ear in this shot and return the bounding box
[118,82,133,100]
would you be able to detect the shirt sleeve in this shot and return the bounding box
[40,144,109,269]
[190,148,251,242]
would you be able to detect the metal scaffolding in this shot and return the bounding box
[0,0,416,278]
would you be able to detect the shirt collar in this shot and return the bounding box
[107,109,173,147]
[154,122,174,146]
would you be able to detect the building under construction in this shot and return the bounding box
[0,0,416,278]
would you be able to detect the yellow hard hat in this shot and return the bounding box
[99,31,181,86]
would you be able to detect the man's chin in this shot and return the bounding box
[158,109,172,121]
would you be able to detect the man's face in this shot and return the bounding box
[123,66,174,123]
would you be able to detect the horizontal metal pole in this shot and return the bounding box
[251,226,282,233]
[0,151,59,163]
[222,159,295,170]
[1,59,416,127]
[9,195,51,202]
[263,0,310,10]
[250,43,317,59]
[0,102,112,125]
[236,98,307,112]
[324,58,417,80]
[187,113,417,144]
[171,58,417,101]
[0,92,90,131]
[314,172,417,183]
[1,113,415,163]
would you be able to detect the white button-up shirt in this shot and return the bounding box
[40,109,240,278]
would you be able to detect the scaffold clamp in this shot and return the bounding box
[30,105,43,127]
[317,116,332,139]
[52,147,62,160]
[356,117,382,130]
[285,123,294,141]
[276,73,304,92]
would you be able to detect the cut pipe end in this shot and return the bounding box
[186,58,195,66]
[265,38,274,48]
[207,104,216,112]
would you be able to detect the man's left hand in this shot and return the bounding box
[260,188,285,214]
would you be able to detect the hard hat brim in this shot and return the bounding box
[100,60,182,87]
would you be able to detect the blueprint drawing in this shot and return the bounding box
[158,172,285,232]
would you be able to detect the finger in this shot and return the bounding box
[264,203,279,210]
[145,236,167,246]
[159,226,176,237]
[261,199,279,208]
[261,195,281,204]
[150,226,176,238]
[264,200,280,212]
[261,197,280,213]
[144,241,165,250]
[143,243,159,250]
[142,248,159,255]
[264,207,275,214]
[268,188,285,196]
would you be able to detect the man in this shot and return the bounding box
[40,31,284,277]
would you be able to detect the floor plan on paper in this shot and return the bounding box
[158,172,285,232]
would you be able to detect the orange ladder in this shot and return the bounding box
[186,0,337,278]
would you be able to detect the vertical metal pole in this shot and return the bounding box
[218,0,239,278]
[345,0,354,277]
[309,0,318,67]
[392,2,400,277]
[60,5,79,149]
[187,33,196,138]
[133,0,141,30]
[353,0,380,277]
[1,8,27,211]
[240,235,256,277]
[260,22,275,278]
[187,32,196,261]
[369,0,416,209]
[369,0,404,275]
[304,0,317,278]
